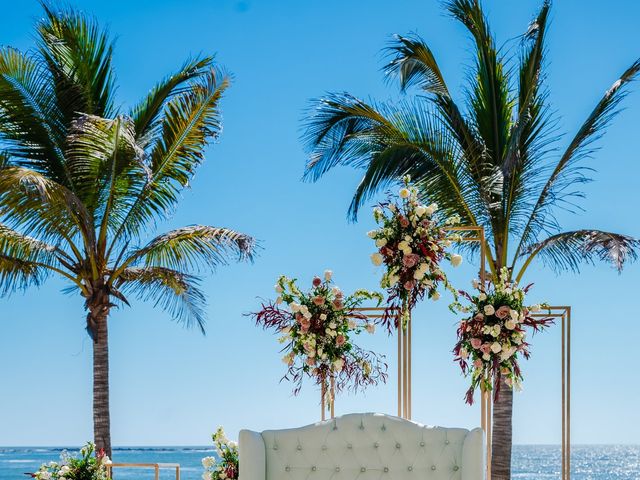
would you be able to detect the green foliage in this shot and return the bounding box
[0,3,256,331]
[302,0,640,280]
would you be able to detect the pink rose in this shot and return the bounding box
[495,305,510,319]
[300,318,310,333]
[313,295,325,306]
[332,298,344,309]
[306,357,316,367]
[295,313,304,323]
[480,343,491,354]
[312,276,322,287]
[404,280,415,291]
[473,359,483,369]
[470,338,482,349]
[474,313,484,322]
[336,335,346,346]
[398,215,410,228]
[402,253,419,268]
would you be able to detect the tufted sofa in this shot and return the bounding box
[238,413,485,480]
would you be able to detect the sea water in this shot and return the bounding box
[0,445,638,480]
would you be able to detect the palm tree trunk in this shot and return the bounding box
[491,375,513,480]
[91,301,112,458]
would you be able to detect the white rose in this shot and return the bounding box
[483,304,495,315]
[367,230,377,238]
[371,253,384,266]
[375,238,387,247]
[399,188,410,198]
[324,270,333,281]
[471,279,480,289]
[388,275,400,286]
[432,291,441,301]
[478,293,487,301]
[365,323,375,334]
[348,319,357,329]
[505,320,516,330]
[415,205,427,217]
[333,358,345,371]
[530,304,541,312]
[482,353,490,361]
[509,309,519,321]
[490,342,502,353]
[450,254,463,267]
[319,313,327,320]
[424,205,436,216]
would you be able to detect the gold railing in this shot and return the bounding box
[106,463,180,480]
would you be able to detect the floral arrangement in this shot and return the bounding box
[31,442,111,480]
[452,267,552,404]
[369,176,462,329]
[252,270,387,402]
[202,427,238,480]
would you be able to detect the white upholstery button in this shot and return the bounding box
[297,445,302,451]
[419,441,425,447]
[431,465,437,471]
[360,467,366,473]
[285,466,290,472]
[273,445,278,450]
[445,440,450,445]
[335,467,340,472]
[395,443,401,449]
[407,466,413,472]
[359,425,365,430]
[347,443,353,449]
[322,445,327,450]
[374,442,379,448]
[383,467,389,473]
[311,466,316,472]
[453,466,459,471]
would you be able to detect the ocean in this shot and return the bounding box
[0,445,638,480]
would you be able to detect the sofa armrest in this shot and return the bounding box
[461,427,485,480]
[238,429,266,480]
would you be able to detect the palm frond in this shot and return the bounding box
[515,58,640,258]
[518,229,639,278]
[113,68,230,240]
[37,2,116,120]
[119,225,255,274]
[65,114,146,230]
[0,47,67,181]
[383,34,449,96]
[131,56,215,148]
[0,165,90,247]
[0,254,47,295]
[115,266,207,333]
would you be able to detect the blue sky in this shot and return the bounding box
[1,0,639,446]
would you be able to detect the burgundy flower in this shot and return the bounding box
[399,216,410,228]
[403,280,415,291]
[312,276,322,287]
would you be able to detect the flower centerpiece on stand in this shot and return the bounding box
[452,267,552,404]
[252,270,386,412]
[31,442,111,480]
[202,427,238,480]
[368,176,463,329]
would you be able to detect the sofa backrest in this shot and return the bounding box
[248,413,484,480]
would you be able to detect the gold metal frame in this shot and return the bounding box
[481,306,571,480]
[106,463,180,480]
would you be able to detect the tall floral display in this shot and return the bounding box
[368,176,462,329]
[252,270,386,413]
[452,268,552,404]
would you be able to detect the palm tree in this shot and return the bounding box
[0,4,255,457]
[302,1,639,478]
